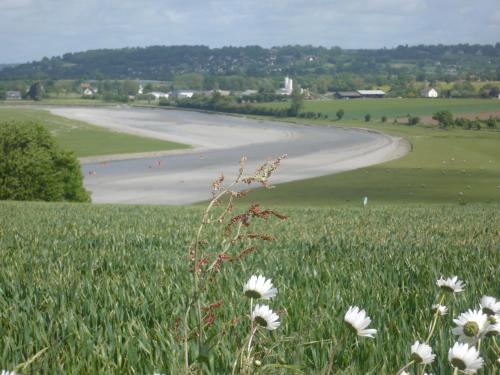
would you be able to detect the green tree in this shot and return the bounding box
[336,109,345,120]
[289,87,304,117]
[0,121,90,202]
[123,80,139,95]
[407,116,420,126]
[432,110,454,128]
[485,117,497,129]
[26,82,44,100]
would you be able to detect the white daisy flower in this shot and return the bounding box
[251,304,280,330]
[448,342,483,374]
[480,296,500,316]
[488,314,499,324]
[243,275,277,300]
[1,371,17,375]
[432,304,448,316]
[411,340,436,364]
[452,309,488,344]
[485,322,500,337]
[363,196,368,206]
[344,306,377,338]
[436,276,465,293]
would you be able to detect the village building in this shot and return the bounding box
[335,91,363,99]
[172,90,195,99]
[276,76,294,95]
[149,92,169,100]
[240,89,258,96]
[6,91,22,100]
[420,88,438,98]
[83,88,98,96]
[357,90,386,98]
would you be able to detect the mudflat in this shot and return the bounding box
[49,107,409,204]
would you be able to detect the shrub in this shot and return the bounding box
[432,110,454,128]
[364,113,371,122]
[408,116,420,126]
[381,116,387,123]
[336,109,344,120]
[0,121,90,202]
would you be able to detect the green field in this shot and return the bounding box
[257,98,500,122]
[0,108,188,157]
[0,202,498,373]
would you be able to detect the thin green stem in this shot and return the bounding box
[477,338,481,351]
[493,336,500,355]
[325,331,347,375]
[452,367,459,375]
[395,360,415,375]
[426,293,445,343]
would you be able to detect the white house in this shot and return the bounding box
[175,90,195,99]
[149,92,169,100]
[6,91,22,100]
[83,88,97,96]
[420,88,438,98]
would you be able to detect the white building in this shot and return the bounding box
[175,90,195,99]
[276,76,294,95]
[420,88,438,98]
[357,90,386,98]
[149,92,169,100]
[284,76,293,94]
[83,88,97,96]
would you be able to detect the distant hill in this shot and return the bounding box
[0,63,18,72]
[1,44,499,82]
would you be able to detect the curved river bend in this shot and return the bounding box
[49,107,408,204]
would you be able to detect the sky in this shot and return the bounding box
[1,0,499,63]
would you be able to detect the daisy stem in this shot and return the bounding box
[395,360,415,375]
[493,336,500,355]
[426,293,445,343]
[452,368,458,375]
[325,331,347,375]
[419,365,427,375]
[477,338,481,351]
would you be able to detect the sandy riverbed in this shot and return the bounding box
[49,107,409,204]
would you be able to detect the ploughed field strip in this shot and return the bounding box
[49,107,406,204]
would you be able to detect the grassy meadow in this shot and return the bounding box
[0,108,188,157]
[0,201,499,374]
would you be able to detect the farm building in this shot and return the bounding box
[149,92,169,100]
[357,90,386,98]
[420,88,438,98]
[276,76,294,96]
[5,91,22,100]
[83,88,98,96]
[335,91,363,99]
[172,90,195,99]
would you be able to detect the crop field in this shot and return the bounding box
[0,201,498,374]
[257,98,500,123]
[0,108,188,157]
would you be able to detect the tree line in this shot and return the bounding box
[1,44,499,85]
